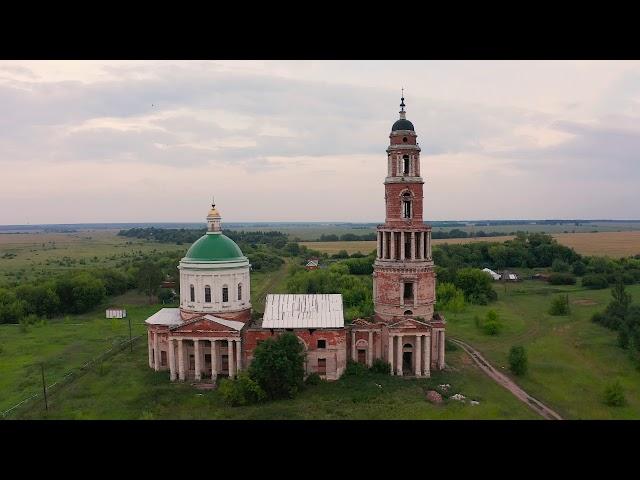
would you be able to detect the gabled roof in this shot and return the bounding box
[145,308,182,326]
[389,317,431,330]
[262,294,344,329]
[203,315,245,331]
[169,314,245,333]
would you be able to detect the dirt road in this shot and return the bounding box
[450,338,563,420]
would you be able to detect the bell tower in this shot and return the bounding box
[373,94,436,322]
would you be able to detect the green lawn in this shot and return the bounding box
[0,293,164,415]
[14,342,537,420]
[445,280,640,419]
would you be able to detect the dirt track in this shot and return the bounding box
[450,338,563,420]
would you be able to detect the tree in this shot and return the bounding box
[455,268,497,305]
[549,294,570,316]
[483,310,502,335]
[436,282,465,313]
[135,262,164,304]
[218,372,266,406]
[248,332,306,400]
[508,345,528,376]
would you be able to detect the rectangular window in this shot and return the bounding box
[403,155,410,175]
[403,200,411,218]
[190,285,195,302]
[238,284,242,301]
[222,287,229,303]
[204,286,211,303]
[317,339,326,349]
[317,358,327,375]
[161,351,167,366]
[404,282,413,301]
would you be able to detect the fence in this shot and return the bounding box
[1,334,143,419]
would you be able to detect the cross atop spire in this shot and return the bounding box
[211,195,215,209]
[399,89,406,119]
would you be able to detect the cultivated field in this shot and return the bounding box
[301,231,640,258]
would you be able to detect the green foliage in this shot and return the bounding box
[343,256,374,275]
[548,273,576,285]
[248,333,306,400]
[286,262,373,321]
[218,372,266,406]
[344,360,368,376]
[436,282,466,313]
[454,268,498,305]
[572,261,587,276]
[549,294,571,316]
[135,262,164,301]
[304,372,323,385]
[331,250,350,259]
[478,310,503,335]
[158,288,175,304]
[508,345,528,376]
[582,274,609,289]
[369,358,391,374]
[551,259,570,273]
[603,380,626,407]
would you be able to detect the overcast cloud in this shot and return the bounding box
[0,60,639,224]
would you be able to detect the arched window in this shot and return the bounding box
[222,285,229,303]
[402,191,412,219]
[189,284,195,302]
[403,155,410,175]
[237,283,242,301]
[404,310,413,315]
[204,285,211,303]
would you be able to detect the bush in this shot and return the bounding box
[436,282,466,313]
[552,259,570,273]
[582,274,609,289]
[344,360,368,376]
[305,372,322,385]
[248,333,306,400]
[482,310,502,336]
[603,380,626,407]
[369,358,391,375]
[218,372,266,406]
[509,345,528,376]
[572,261,587,276]
[549,295,571,316]
[548,273,576,285]
[455,268,497,305]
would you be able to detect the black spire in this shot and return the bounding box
[400,88,406,113]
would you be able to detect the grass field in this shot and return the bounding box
[302,231,640,258]
[0,230,186,283]
[446,281,640,419]
[14,342,538,420]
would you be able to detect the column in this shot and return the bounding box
[423,232,427,259]
[416,232,422,259]
[235,339,242,372]
[194,339,201,380]
[438,330,446,369]
[382,231,387,259]
[411,232,416,261]
[400,231,405,260]
[351,331,357,361]
[388,334,394,375]
[153,331,160,371]
[178,339,185,381]
[377,232,381,258]
[415,335,422,377]
[168,338,176,381]
[396,334,403,376]
[211,340,218,380]
[424,334,431,378]
[228,339,236,378]
[427,233,432,259]
[390,231,396,260]
[367,330,373,367]
[147,330,153,368]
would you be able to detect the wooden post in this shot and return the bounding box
[41,364,48,412]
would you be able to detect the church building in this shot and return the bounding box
[145,96,446,382]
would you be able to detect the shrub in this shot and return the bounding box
[603,380,626,407]
[482,310,502,336]
[369,358,391,375]
[455,268,497,305]
[582,274,609,289]
[572,261,587,276]
[551,259,570,273]
[508,345,528,376]
[219,372,266,406]
[548,273,576,285]
[344,360,368,376]
[436,282,466,313]
[305,373,322,385]
[549,295,571,316]
[248,332,305,400]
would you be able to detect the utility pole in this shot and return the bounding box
[128,316,133,353]
[41,363,48,411]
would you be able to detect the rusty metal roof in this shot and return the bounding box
[262,294,344,329]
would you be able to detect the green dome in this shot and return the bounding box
[183,233,245,262]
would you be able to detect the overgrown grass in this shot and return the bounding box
[445,280,640,419]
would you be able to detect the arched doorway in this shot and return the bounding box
[355,339,369,365]
[402,343,413,375]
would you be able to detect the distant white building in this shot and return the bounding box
[482,268,501,281]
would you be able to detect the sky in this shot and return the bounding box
[1,60,639,224]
